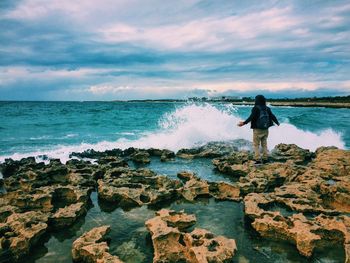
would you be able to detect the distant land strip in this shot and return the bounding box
[232,101,350,109]
[125,95,350,108]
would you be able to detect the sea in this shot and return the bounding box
[1,101,349,262]
[0,101,349,163]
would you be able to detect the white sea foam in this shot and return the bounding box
[29,135,52,140]
[0,103,345,163]
[65,133,78,138]
[116,132,136,136]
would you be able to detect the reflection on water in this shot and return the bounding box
[131,156,237,183]
[25,159,344,263]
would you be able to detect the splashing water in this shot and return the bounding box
[117,103,248,150]
[0,103,345,163]
[118,103,344,151]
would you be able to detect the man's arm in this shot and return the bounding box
[243,113,252,125]
[238,107,257,126]
[244,107,258,124]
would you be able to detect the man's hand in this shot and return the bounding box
[237,121,245,127]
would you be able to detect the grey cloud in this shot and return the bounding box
[0,0,349,100]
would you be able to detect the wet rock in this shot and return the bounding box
[244,191,350,258]
[0,205,18,223]
[104,167,130,178]
[252,212,349,258]
[315,146,339,155]
[67,171,96,187]
[212,152,252,176]
[160,150,175,162]
[42,159,68,183]
[0,157,38,178]
[3,160,69,192]
[1,144,348,262]
[244,148,350,257]
[147,148,164,156]
[184,228,237,263]
[4,187,56,212]
[49,202,87,228]
[177,171,195,182]
[273,183,334,214]
[0,211,48,261]
[98,168,181,208]
[72,225,123,263]
[52,185,91,206]
[308,148,350,178]
[213,155,305,195]
[130,150,151,164]
[97,156,128,168]
[244,193,277,219]
[180,175,210,201]
[66,161,100,187]
[2,185,91,213]
[208,181,241,201]
[177,172,241,202]
[243,149,350,214]
[146,148,175,162]
[122,147,137,157]
[271,143,314,164]
[291,148,350,213]
[66,159,93,168]
[70,148,123,159]
[145,209,196,262]
[177,141,241,159]
[238,161,305,195]
[145,209,237,263]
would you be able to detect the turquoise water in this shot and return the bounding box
[1,101,348,262]
[131,156,236,183]
[26,192,344,263]
[0,101,349,161]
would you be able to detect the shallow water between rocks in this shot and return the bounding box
[25,157,344,263]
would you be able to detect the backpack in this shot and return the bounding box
[256,106,270,129]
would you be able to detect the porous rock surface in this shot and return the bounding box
[0,158,96,261]
[176,141,242,159]
[1,143,349,262]
[145,209,237,263]
[0,211,48,260]
[97,168,181,207]
[177,171,241,201]
[72,225,123,263]
[243,147,350,260]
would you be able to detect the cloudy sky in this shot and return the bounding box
[1,0,350,100]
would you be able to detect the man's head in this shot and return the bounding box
[255,95,266,106]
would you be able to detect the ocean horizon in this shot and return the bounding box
[1,101,348,163]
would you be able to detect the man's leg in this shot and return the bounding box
[261,129,269,160]
[253,129,260,160]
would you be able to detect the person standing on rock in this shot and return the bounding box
[238,95,279,164]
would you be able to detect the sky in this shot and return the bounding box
[0,0,350,100]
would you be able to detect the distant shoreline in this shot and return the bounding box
[1,96,350,108]
[125,99,350,108]
[231,101,350,109]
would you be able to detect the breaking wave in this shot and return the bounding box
[0,103,345,163]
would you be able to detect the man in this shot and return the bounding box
[238,95,279,164]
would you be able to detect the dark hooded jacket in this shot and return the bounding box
[243,95,279,129]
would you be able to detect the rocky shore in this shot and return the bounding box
[0,143,349,262]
